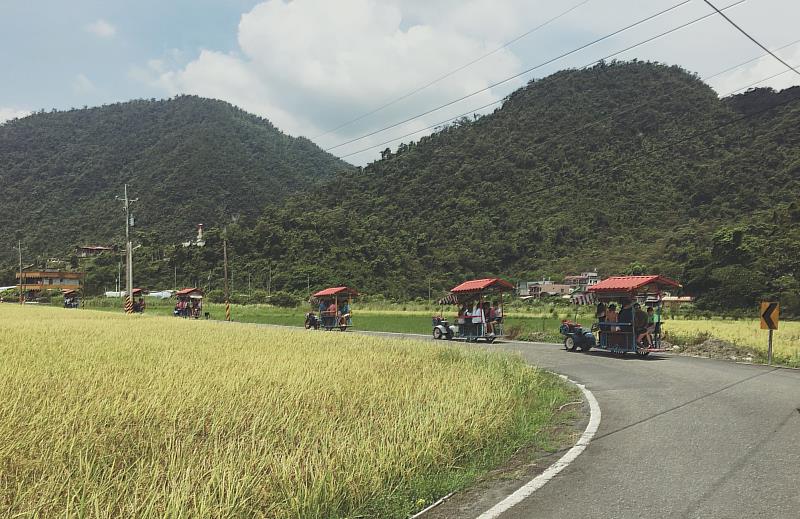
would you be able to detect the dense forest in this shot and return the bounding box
[2,62,799,313]
[0,95,353,264]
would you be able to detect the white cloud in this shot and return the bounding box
[85,19,116,38]
[0,107,31,124]
[72,73,97,94]
[140,0,535,162]
[135,0,800,165]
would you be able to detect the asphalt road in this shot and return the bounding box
[476,340,800,519]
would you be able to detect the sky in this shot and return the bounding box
[1,0,799,165]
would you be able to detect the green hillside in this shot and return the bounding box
[0,95,353,263]
[189,61,798,312]
[3,62,799,313]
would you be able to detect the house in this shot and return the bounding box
[76,245,114,258]
[518,279,572,298]
[16,269,84,297]
[563,272,600,291]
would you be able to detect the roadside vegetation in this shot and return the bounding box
[0,305,577,519]
[81,297,800,368]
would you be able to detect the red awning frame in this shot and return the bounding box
[449,278,514,294]
[588,275,681,299]
[311,286,359,298]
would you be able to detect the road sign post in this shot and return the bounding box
[760,302,779,365]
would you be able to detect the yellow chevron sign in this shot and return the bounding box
[760,302,778,330]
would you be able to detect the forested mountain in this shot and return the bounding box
[163,61,798,312]
[0,95,353,263]
[4,62,799,312]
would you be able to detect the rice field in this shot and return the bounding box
[0,305,575,518]
[664,318,800,366]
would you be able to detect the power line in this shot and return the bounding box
[703,0,800,77]
[324,0,695,152]
[313,0,591,139]
[340,0,757,160]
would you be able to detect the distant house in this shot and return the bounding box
[563,272,600,291]
[16,269,84,297]
[662,295,694,312]
[518,279,572,298]
[76,245,113,258]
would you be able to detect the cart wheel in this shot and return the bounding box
[445,331,453,340]
[340,325,348,332]
[304,320,312,330]
[579,343,592,352]
[564,337,577,351]
[433,328,443,340]
[486,336,496,344]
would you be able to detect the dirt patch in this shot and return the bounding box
[665,337,765,364]
[419,401,588,519]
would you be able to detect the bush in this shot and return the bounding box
[269,291,301,308]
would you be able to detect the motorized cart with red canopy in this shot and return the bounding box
[561,275,681,356]
[434,278,514,343]
[308,286,358,331]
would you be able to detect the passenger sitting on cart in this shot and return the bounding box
[606,304,619,331]
[339,301,351,325]
[642,306,657,346]
[471,302,485,334]
[318,300,328,315]
[494,302,503,323]
[326,301,337,316]
[617,301,633,330]
[483,302,494,335]
[634,303,649,346]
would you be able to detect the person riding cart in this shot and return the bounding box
[308,286,358,331]
[562,275,681,357]
[435,278,513,343]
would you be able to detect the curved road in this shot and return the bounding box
[258,325,799,517]
[362,332,799,518]
[479,340,800,519]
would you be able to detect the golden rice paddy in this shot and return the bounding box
[0,305,574,518]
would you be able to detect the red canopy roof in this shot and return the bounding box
[450,278,514,294]
[176,287,203,296]
[312,286,359,297]
[588,275,681,293]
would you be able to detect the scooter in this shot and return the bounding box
[559,320,596,351]
[304,312,321,330]
[432,316,455,340]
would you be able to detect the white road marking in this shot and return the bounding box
[475,375,602,519]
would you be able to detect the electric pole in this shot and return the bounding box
[17,240,23,304]
[115,184,138,314]
[223,232,230,321]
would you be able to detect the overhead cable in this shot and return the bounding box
[313,0,591,139]
[323,0,695,152]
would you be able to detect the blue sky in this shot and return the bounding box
[2,0,799,165]
[0,0,259,108]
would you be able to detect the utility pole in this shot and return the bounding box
[17,240,23,304]
[248,272,252,297]
[115,184,138,314]
[174,266,177,291]
[268,263,272,297]
[223,232,230,321]
[307,274,310,293]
